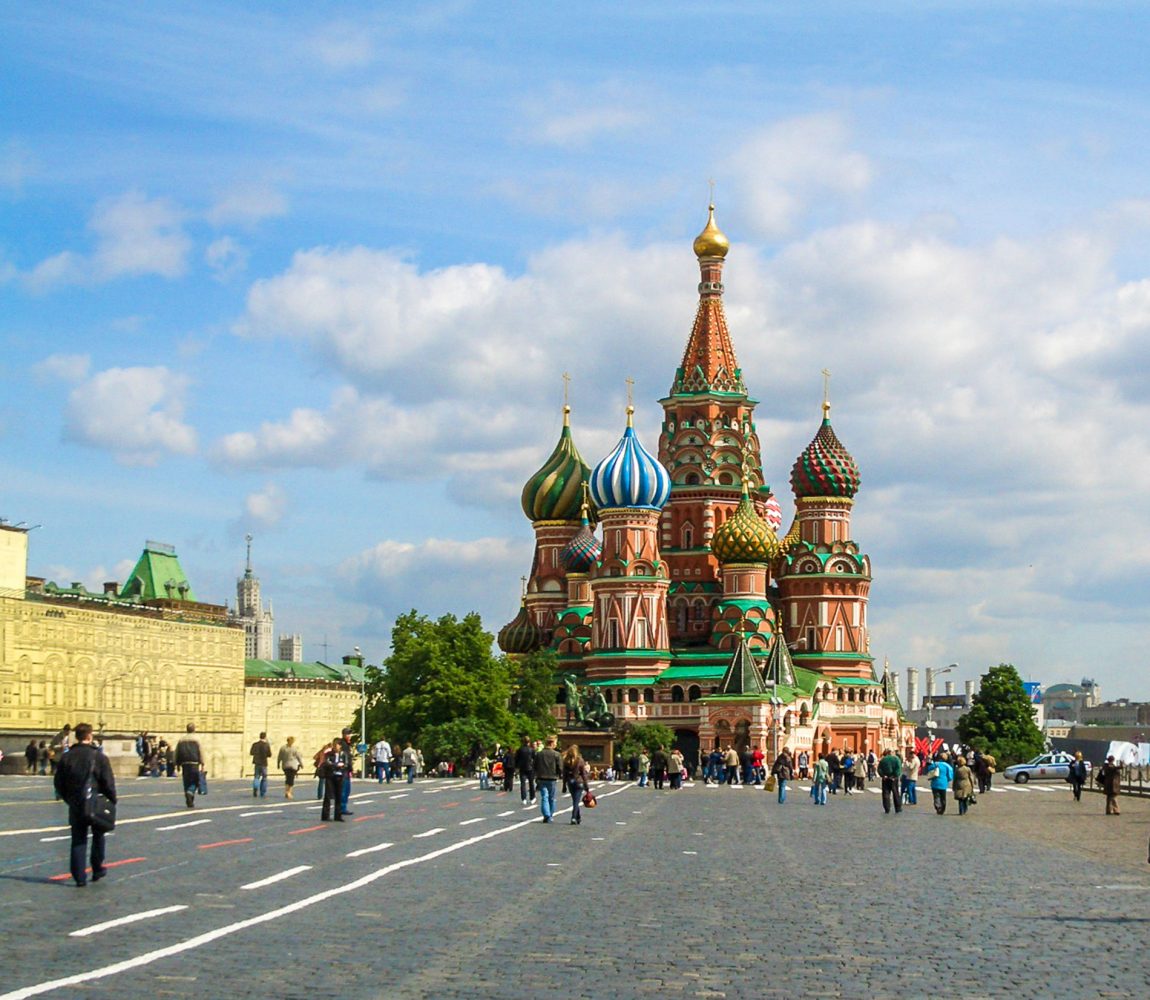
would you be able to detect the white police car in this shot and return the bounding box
[1003,751,1089,784]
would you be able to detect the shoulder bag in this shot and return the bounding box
[82,756,116,832]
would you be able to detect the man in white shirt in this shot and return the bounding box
[372,738,393,784]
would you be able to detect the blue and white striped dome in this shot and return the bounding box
[590,410,672,511]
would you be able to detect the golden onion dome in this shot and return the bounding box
[693,203,730,259]
[711,484,780,564]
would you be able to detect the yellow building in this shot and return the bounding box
[0,526,247,778]
[242,657,366,778]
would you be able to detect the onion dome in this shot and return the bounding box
[790,403,861,499]
[497,601,545,655]
[712,482,780,564]
[762,491,783,533]
[693,203,730,259]
[590,407,672,511]
[561,498,602,573]
[521,406,591,521]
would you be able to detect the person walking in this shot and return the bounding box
[477,751,491,790]
[533,736,562,823]
[840,751,855,795]
[650,744,670,790]
[319,736,350,821]
[638,750,650,788]
[277,735,303,800]
[827,749,842,794]
[1067,751,1088,802]
[811,753,829,805]
[175,723,203,809]
[372,737,393,783]
[514,736,537,805]
[53,722,116,886]
[852,751,867,792]
[1099,755,1122,815]
[953,756,976,816]
[878,746,903,815]
[338,728,357,815]
[24,739,38,774]
[797,749,810,780]
[901,750,920,806]
[771,748,793,804]
[924,753,954,815]
[668,747,684,790]
[723,745,739,786]
[250,731,272,798]
[401,742,419,784]
[562,744,591,825]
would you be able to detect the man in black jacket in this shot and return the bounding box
[175,723,203,808]
[53,722,117,886]
[514,736,536,805]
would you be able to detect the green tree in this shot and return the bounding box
[615,721,676,760]
[955,663,1044,765]
[363,610,558,770]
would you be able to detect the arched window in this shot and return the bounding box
[691,600,706,622]
[642,688,654,703]
[682,524,694,549]
[628,688,639,704]
[688,685,701,702]
[671,685,685,703]
[686,473,700,485]
[676,601,688,632]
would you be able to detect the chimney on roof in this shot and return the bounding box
[104,582,119,596]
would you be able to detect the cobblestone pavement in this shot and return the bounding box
[1,774,1148,999]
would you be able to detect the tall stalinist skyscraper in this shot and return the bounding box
[233,534,275,660]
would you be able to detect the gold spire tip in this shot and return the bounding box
[625,404,634,427]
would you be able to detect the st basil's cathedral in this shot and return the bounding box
[499,206,912,766]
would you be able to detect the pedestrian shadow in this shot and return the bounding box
[0,873,73,887]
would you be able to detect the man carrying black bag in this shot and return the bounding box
[53,722,117,887]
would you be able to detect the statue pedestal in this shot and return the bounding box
[558,729,614,768]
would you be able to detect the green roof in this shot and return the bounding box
[833,677,881,686]
[121,543,196,602]
[246,659,366,683]
[659,664,728,681]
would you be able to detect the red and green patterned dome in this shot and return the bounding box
[521,407,592,522]
[561,504,602,573]
[497,601,545,655]
[711,487,781,564]
[790,408,860,500]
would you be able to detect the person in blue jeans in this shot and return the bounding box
[249,732,271,798]
[924,753,954,814]
[338,728,355,815]
[533,736,562,823]
[771,748,793,804]
[811,753,829,805]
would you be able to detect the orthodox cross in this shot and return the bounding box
[821,368,832,415]
[625,376,634,408]
[562,371,570,408]
[708,178,715,205]
[520,575,527,598]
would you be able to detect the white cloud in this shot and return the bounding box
[206,184,288,227]
[727,113,873,236]
[524,82,648,149]
[65,366,198,465]
[205,236,248,280]
[244,483,287,527]
[310,21,376,70]
[25,191,191,290]
[33,353,91,383]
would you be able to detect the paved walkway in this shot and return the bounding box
[1,775,1148,998]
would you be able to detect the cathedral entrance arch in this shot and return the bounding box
[734,719,750,752]
[673,728,700,775]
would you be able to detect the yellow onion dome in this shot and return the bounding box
[521,406,591,522]
[692,203,730,259]
[711,484,780,564]
[497,601,545,655]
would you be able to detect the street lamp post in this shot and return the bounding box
[353,646,367,779]
[97,673,130,739]
[264,698,287,737]
[925,663,958,729]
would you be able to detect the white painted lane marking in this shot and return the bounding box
[239,810,282,817]
[155,819,212,832]
[413,828,445,839]
[240,866,312,891]
[40,835,73,842]
[458,818,484,826]
[682,851,698,855]
[0,783,632,1000]
[497,810,515,817]
[70,906,188,938]
[387,794,409,800]
[346,842,394,859]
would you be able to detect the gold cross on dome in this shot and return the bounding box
[708,178,715,205]
[520,575,527,598]
[625,376,634,408]
[562,371,570,408]
[821,368,832,415]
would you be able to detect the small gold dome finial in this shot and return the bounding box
[693,203,729,259]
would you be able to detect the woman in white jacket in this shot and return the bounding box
[901,751,920,805]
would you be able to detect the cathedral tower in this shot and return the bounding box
[585,405,672,680]
[658,205,779,645]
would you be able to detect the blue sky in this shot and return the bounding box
[3,3,1149,698]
